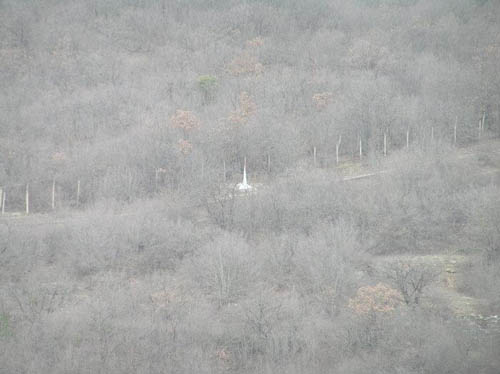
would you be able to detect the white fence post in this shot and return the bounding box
[359,136,362,161]
[223,160,227,182]
[25,183,29,215]
[52,179,56,210]
[336,135,342,165]
[384,132,387,156]
[1,188,4,215]
[454,117,457,146]
[76,180,81,207]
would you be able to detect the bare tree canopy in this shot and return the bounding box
[1,1,500,373]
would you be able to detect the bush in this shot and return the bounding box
[198,75,218,104]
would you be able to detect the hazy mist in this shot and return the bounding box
[1,1,500,373]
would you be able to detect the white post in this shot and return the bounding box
[313,146,317,167]
[25,183,29,215]
[267,153,271,173]
[359,136,362,161]
[336,135,342,165]
[155,168,159,191]
[128,168,133,198]
[454,116,457,146]
[0,187,3,214]
[1,189,4,215]
[76,180,80,207]
[384,132,387,156]
[52,179,56,210]
[482,111,486,131]
[478,119,482,139]
[406,127,410,149]
[243,157,248,186]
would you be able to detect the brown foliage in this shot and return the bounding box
[228,91,256,124]
[228,51,263,76]
[150,290,176,309]
[177,139,193,155]
[246,36,264,49]
[348,283,402,315]
[312,92,333,111]
[170,110,200,132]
[51,152,66,162]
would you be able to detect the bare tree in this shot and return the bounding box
[383,261,438,306]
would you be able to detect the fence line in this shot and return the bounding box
[0,123,496,215]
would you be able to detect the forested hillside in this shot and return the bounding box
[1,1,500,373]
[1,0,499,203]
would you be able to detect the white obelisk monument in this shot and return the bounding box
[237,157,252,191]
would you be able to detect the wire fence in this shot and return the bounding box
[0,124,496,215]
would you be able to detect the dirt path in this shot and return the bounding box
[373,252,500,334]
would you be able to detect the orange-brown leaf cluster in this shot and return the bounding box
[178,139,193,155]
[348,283,402,315]
[150,290,176,309]
[246,36,264,48]
[52,152,66,162]
[228,92,256,124]
[239,91,256,117]
[170,110,200,132]
[228,51,263,76]
[215,348,230,362]
[312,92,333,110]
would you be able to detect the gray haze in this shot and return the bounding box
[1,0,500,373]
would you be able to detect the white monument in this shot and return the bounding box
[237,157,252,191]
